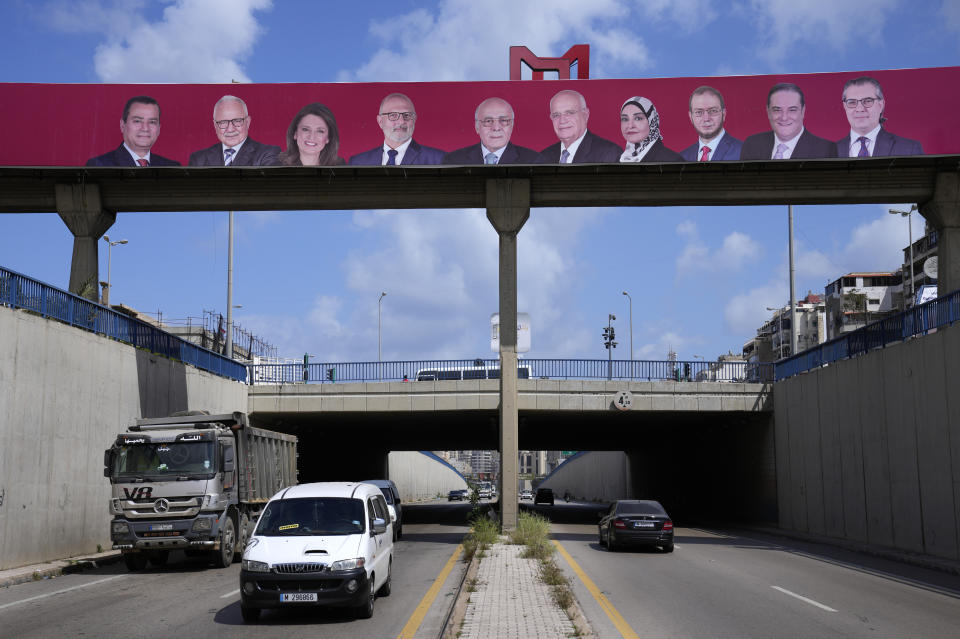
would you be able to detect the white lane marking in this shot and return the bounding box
[771,586,838,612]
[220,589,240,599]
[0,575,126,611]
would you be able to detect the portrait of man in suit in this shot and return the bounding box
[836,76,923,157]
[86,96,180,167]
[680,86,742,162]
[348,93,445,166]
[740,83,837,160]
[188,95,279,166]
[442,97,538,165]
[536,89,621,164]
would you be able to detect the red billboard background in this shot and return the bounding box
[0,66,957,166]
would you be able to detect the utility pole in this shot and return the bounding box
[602,314,617,380]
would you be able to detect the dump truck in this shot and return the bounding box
[103,411,297,571]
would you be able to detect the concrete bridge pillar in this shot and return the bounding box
[486,178,529,531]
[920,172,960,296]
[55,183,115,300]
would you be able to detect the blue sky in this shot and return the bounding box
[1,0,957,363]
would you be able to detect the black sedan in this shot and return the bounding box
[598,500,674,552]
[534,488,554,505]
[447,489,468,501]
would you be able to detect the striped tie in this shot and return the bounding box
[560,149,570,164]
[224,148,236,165]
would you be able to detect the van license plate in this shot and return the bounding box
[281,593,317,602]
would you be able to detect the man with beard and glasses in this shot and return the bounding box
[680,86,742,162]
[349,93,445,165]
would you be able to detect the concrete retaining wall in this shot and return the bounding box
[388,451,467,501]
[539,451,632,502]
[775,321,960,560]
[0,306,247,570]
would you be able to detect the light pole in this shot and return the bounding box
[889,205,917,309]
[226,211,235,359]
[378,292,387,362]
[101,235,128,307]
[766,306,784,360]
[788,205,797,357]
[693,354,705,380]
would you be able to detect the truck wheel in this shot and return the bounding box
[212,517,236,568]
[124,553,148,571]
[355,578,375,619]
[240,605,261,623]
[235,513,251,561]
[147,550,169,566]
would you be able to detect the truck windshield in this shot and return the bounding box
[256,497,365,536]
[114,442,215,477]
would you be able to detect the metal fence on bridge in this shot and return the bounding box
[1,266,246,383]
[775,288,960,381]
[250,357,772,385]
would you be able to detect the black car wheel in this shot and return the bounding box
[607,529,618,551]
[355,578,375,619]
[662,542,674,553]
[598,527,606,547]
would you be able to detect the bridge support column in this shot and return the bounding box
[486,178,529,531]
[55,184,115,300]
[921,172,960,296]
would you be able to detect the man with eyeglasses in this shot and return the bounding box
[835,76,923,158]
[349,93,445,165]
[740,82,836,160]
[536,89,620,164]
[188,95,279,166]
[442,97,538,165]
[86,96,180,167]
[680,86,742,162]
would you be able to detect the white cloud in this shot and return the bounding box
[747,0,901,64]
[838,208,909,273]
[676,224,761,276]
[338,0,654,82]
[724,282,786,335]
[47,0,272,82]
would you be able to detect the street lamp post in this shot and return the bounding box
[621,291,633,362]
[766,306,784,360]
[693,354,705,381]
[889,205,917,310]
[602,314,617,380]
[226,211,235,359]
[378,292,387,362]
[101,235,128,307]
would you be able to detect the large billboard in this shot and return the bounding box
[0,66,956,167]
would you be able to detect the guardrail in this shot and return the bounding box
[1,266,246,383]
[776,288,960,381]
[250,357,772,384]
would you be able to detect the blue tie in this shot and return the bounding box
[223,148,235,165]
[386,149,398,166]
[484,152,498,165]
[560,149,570,164]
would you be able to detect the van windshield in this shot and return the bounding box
[256,497,365,536]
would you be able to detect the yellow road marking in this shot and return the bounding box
[553,539,641,639]
[396,544,463,639]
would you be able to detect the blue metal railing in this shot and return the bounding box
[776,288,960,381]
[250,357,772,384]
[1,266,246,383]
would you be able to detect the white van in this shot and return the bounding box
[239,482,394,622]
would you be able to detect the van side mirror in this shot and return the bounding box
[372,517,387,535]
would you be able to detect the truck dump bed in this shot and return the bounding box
[237,425,298,504]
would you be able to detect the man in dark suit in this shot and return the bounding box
[86,96,180,166]
[680,86,742,162]
[348,93,445,165]
[740,83,837,160]
[442,97,538,165]
[188,95,279,166]
[536,89,621,164]
[836,76,923,158]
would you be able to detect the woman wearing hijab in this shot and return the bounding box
[275,102,345,166]
[619,96,683,163]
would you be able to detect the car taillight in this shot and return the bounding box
[662,520,673,531]
[613,518,627,529]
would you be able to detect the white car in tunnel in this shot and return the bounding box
[239,482,394,622]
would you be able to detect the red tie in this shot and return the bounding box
[136,158,149,166]
[699,146,710,162]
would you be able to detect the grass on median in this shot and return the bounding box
[507,512,578,618]
[461,514,500,562]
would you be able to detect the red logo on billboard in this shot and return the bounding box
[509,45,590,81]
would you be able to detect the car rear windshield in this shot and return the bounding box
[616,501,666,515]
[256,497,365,536]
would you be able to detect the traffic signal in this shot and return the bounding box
[325,368,336,382]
